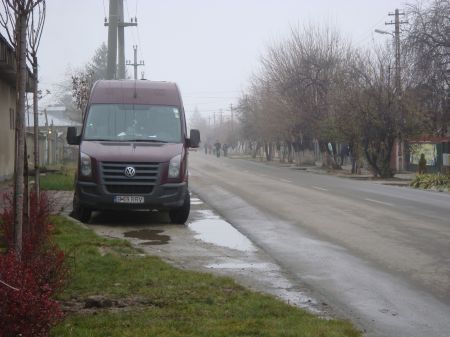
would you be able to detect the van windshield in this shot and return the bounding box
[83,104,182,143]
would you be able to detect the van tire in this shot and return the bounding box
[72,194,92,223]
[169,192,190,224]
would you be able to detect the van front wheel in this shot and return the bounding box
[72,194,92,223]
[169,193,190,224]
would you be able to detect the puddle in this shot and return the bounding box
[124,229,170,245]
[206,259,319,312]
[191,197,203,205]
[188,210,256,252]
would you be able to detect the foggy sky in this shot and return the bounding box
[37,0,407,120]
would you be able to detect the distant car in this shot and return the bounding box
[67,80,200,224]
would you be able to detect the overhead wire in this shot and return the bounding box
[134,0,145,65]
[124,0,137,47]
[354,14,391,48]
[102,0,107,19]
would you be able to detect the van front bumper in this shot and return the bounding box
[76,181,187,211]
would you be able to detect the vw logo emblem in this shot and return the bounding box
[124,166,136,178]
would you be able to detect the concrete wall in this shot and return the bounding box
[25,131,45,169]
[0,78,15,181]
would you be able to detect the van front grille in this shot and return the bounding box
[105,185,153,194]
[100,161,160,195]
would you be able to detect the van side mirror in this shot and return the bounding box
[67,126,81,145]
[189,129,200,148]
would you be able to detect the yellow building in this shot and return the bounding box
[0,33,35,181]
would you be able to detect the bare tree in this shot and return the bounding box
[0,0,45,254]
[238,25,354,167]
[26,0,45,203]
[72,69,94,120]
[49,43,108,122]
[237,20,427,177]
[404,0,450,136]
[72,43,108,120]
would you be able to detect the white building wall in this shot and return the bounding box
[0,78,15,181]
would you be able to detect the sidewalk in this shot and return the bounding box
[228,154,416,186]
[304,165,416,186]
[0,187,73,216]
[48,190,73,215]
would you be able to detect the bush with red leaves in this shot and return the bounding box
[0,192,67,337]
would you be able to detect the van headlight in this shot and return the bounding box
[168,154,181,178]
[80,152,92,177]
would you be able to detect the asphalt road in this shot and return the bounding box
[189,152,450,337]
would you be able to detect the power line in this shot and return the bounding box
[102,0,107,19]
[124,0,138,47]
[134,0,145,62]
[354,15,390,47]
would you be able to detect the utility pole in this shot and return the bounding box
[106,0,118,79]
[117,0,125,79]
[105,0,137,79]
[126,45,145,80]
[385,9,407,172]
[386,9,407,95]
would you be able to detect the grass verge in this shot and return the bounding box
[40,168,75,191]
[51,216,361,337]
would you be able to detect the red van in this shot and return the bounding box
[67,80,200,224]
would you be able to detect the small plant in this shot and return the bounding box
[0,250,64,337]
[410,173,450,191]
[0,192,67,337]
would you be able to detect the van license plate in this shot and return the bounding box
[114,196,144,204]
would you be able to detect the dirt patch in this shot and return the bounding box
[60,295,166,314]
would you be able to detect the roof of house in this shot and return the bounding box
[408,135,450,143]
[0,32,35,91]
[26,107,81,127]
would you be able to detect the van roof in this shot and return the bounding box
[89,80,183,107]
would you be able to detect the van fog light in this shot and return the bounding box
[168,155,181,178]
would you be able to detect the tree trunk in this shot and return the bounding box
[33,55,40,203]
[23,141,29,233]
[14,13,28,255]
[364,138,395,178]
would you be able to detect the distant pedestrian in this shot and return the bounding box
[214,140,221,158]
[204,142,208,154]
[418,153,427,174]
[222,143,228,157]
[340,145,350,166]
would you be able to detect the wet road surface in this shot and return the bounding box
[189,152,450,337]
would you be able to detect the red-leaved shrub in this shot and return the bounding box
[0,192,67,337]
